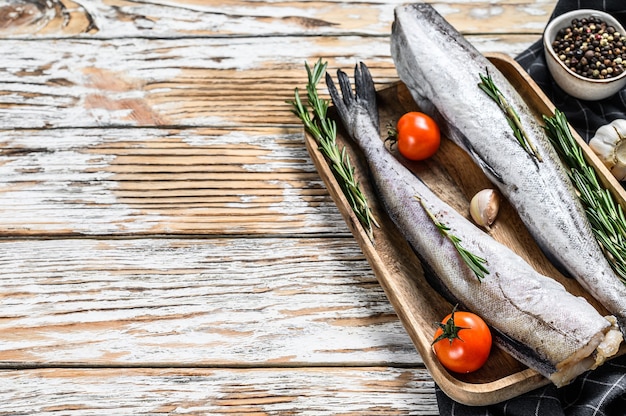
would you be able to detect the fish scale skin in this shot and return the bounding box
[390,2,626,333]
[325,63,613,385]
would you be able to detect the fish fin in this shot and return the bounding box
[448,124,505,184]
[325,71,351,129]
[337,67,355,104]
[466,146,504,184]
[325,62,379,136]
[354,62,379,131]
[493,330,557,382]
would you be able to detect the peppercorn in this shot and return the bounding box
[552,16,626,80]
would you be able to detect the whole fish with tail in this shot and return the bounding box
[391,3,626,335]
[325,62,621,387]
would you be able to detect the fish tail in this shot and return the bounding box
[325,62,380,138]
[354,62,379,130]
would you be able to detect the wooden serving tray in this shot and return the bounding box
[304,53,626,406]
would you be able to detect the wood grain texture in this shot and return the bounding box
[0,367,438,415]
[0,35,538,130]
[0,127,351,236]
[0,237,419,366]
[0,0,551,38]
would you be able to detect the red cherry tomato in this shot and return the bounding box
[432,307,492,374]
[396,111,441,161]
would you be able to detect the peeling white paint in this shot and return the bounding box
[470,6,504,20]
[0,237,417,365]
[0,367,436,414]
[0,127,346,235]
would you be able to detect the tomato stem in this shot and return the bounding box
[385,121,398,147]
[432,305,468,345]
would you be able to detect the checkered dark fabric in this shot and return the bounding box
[436,358,626,415]
[435,1,626,414]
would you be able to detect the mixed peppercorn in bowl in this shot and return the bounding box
[544,9,626,101]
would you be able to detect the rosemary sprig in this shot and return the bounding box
[416,196,489,282]
[478,70,542,162]
[543,110,626,284]
[289,59,378,240]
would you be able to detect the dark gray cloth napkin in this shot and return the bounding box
[435,1,626,415]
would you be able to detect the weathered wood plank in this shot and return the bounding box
[0,0,552,38]
[0,34,540,130]
[0,237,420,366]
[0,127,351,236]
[0,367,438,415]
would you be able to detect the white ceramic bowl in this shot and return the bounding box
[543,9,626,101]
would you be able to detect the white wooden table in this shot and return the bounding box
[0,0,555,413]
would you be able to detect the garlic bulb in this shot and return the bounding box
[589,119,626,181]
[469,189,500,229]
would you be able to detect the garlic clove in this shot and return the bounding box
[589,119,626,181]
[470,189,500,230]
[611,132,626,181]
[612,162,626,182]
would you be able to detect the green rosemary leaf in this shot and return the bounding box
[478,70,542,162]
[289,59,378,241]
[416,196,488,282]
[543,110,626,285]
[477,73,499,103]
